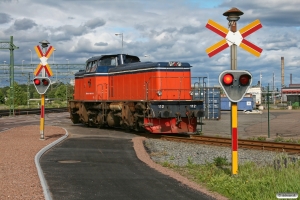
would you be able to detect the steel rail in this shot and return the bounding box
[158,135,300,154]
[0,107,68,117]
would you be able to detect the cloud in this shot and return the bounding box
[95,42,108,47]
[13,18,37,30]
[0,0,300,87]
[49,18,106,42]
[179,25,202,34]
[0,13,12,24]
[56,25,87,36]
[220,0,300,27]
[84,18,106,29]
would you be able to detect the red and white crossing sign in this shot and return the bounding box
[205,19,263,57]
[33,45,54,77]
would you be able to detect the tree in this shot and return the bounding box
[5,82,27,106]
[0,89,4,104]
[66,84,74,100]
[55,84,67,100]
[47,88,56,99]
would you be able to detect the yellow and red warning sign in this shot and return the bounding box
[205,19,263,57]
[34,45,54,77]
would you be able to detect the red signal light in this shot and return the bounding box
[34,79,41,85]
[223,73,234,85]
[33,77,51,94]
[42,79,49,86]
[239,74,251,86]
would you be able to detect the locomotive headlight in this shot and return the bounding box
[156,90,162,96]
[190,105,197,109]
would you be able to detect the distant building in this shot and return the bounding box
[282,84,300,102]
[70,79,75,86]
[247,86,262,105]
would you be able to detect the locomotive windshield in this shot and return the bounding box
[84,54,141,73]
[99,57,117,66]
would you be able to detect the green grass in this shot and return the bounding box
[163,156,300,200]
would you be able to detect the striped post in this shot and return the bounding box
[40,94,45,140]
[231,102,238,174]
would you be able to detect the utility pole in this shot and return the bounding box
[27,72,30,108]
[0,36,19,116]
[273,72,275,104]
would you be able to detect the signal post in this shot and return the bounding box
[225,8,246,175]
[205,8,262,175]
[219,70,252,174]
[32,40,54,140]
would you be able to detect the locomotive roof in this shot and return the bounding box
[86,54,140,63]
[76,54,192,76]
[108,61,191,73]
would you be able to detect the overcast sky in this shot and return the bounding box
[0,0,300,88]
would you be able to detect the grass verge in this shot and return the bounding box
[162,156,300,200]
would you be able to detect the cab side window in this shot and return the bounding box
[90,60,98,72]
[111,58,116,66]
[86,62,92,72]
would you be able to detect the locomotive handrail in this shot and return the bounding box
[193,82,205,101]
[145,81,149,101]
[96,83,108,100]
[97,84,103,100]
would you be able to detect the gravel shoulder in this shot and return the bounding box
[143,138,295,167]
[0,125,65,200]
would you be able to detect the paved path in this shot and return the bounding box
[40,126,216,200]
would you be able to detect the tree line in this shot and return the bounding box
[0,82,74,107]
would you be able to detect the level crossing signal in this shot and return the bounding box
[205,19,263,57]
[219,70,252,102]
[33,77,51,94]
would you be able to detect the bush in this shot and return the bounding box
[213,156,229,167]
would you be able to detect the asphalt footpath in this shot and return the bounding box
[40,137,215,200]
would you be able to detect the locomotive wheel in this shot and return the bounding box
[97,113,106,129]
[98,123,106,129]
[121,123,131,133]
[88,120,97,127]
[70,113,80,124]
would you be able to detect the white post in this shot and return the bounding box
[28,49,32,66]
[115,33,123,54]
[206,73,210,87]
[66,59,69,73]
[260,71,262,88]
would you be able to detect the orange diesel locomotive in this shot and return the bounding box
[68,54,203,134]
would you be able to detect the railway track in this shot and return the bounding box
[0,107,68,117]
[147,135,300,154]
[3,108,298,154]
